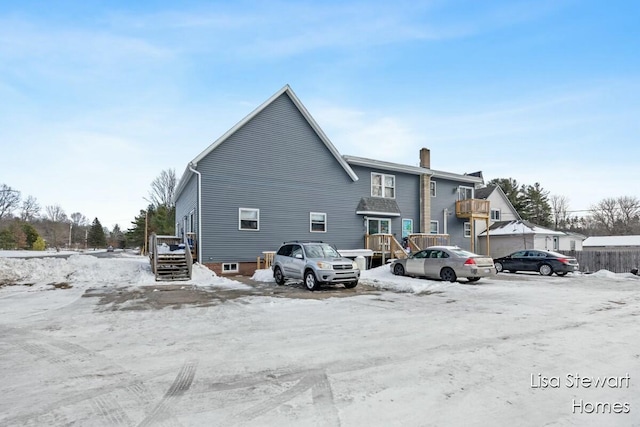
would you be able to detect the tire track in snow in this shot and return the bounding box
[2,327,180,426]
[137,360,198,427]
[91,394,133,426]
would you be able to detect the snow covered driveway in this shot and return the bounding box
[1,254,639,426]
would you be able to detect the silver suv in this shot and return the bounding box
[272,241,360,291]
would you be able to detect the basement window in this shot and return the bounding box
[222,263,239,274]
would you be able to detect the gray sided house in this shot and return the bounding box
[174,85,488,275]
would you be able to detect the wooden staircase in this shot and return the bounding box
[149,234,193,281]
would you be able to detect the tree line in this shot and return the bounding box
[0,183,115,250]
[487,178,640,235]
[0,169,177,251]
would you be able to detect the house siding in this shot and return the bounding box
[194,92,367,263]
[175,173,198,237]
[348,164,422,239]
[430,177,470,250]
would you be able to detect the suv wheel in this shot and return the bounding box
[304,270,320,291]
[273,267,285,285]
[344,281,358,289]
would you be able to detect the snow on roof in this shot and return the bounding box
[479,220,566,236]
[583,235,640,247]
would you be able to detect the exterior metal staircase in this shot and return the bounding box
[149,234,193,281]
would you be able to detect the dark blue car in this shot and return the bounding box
[493,249,579,276]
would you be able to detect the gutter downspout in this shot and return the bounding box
[443,208,448,235]
[188,163,202,264]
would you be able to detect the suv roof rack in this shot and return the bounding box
[283,240,324,244]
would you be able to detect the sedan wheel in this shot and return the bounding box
[494,262,503,273]
[440,267,457,283]
[304,270,320,291]
[539,264,553,276]
[393,264,405,276]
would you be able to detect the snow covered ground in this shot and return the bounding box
[1,252,639,426]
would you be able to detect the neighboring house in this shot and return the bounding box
[472,185,522,255]
[174,85,488,275]
[583,235,640,251]
[478,220,585,258]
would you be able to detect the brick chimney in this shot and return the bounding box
[420,148,430,169]
[419,148,431,233]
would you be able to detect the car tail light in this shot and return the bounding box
[464,258,476,265]
[558,258,568,264]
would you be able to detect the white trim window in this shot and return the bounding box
[222,262,239,273]
[367,218,391,235]
[458,186,474,200]
[239,208,259,231]
[188,210,195,232]
[430,220,439,234]
[310,212,327,232]
[490,209,501,221]
[464,222,471,238]
[430,181,436,197]
[371,173,395,198]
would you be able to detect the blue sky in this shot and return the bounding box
[1,0,639,230]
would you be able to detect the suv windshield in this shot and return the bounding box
[304,243,340,259]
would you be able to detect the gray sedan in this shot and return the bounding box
[390,246,496,283]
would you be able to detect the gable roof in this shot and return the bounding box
[474,185,522,220]
[356,197,402,216]
[175,85,359,199]
[474,185,495,200]
[479,220,567,237]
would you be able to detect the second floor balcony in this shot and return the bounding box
[455,199,490,219]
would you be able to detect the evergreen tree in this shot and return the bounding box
[521,183,552,226]
[125,210,148,248]
[0,229,14,249]
[21,222,40,249]
[150,205,175,236]
[108,224,126,248]
[487,178,526,214]
[87,218,107,249]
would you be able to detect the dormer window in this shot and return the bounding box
[372,173,395,198]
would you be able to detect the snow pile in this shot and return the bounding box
[252,268,275,282]
[0,254,153,286]
[0,254,252,290]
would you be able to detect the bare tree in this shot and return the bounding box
[42,205,68,248]
[616,196,640,224]
[0,184,21,220]
[550,195,570,230]
[70,212,88,227]
[45,205,68,222]
[20,195,41,221]
[70,212,89,246]
[147,169,177,208]
[590,196,640,235]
